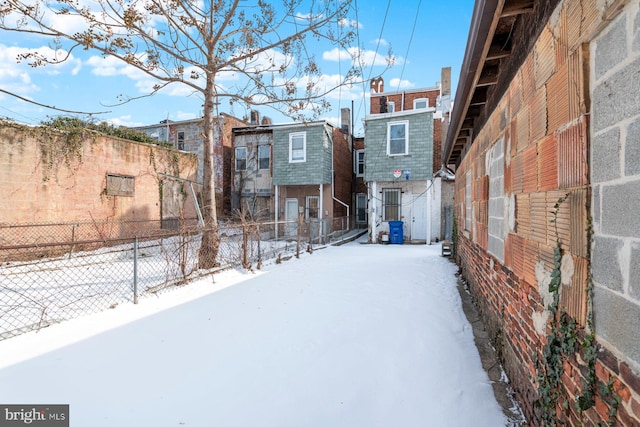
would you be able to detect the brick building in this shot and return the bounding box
[445,0,640,424]
[0,121,198,230]
[133,113,247,217]
[366,69,454,243]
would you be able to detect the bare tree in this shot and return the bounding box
[0,0,362,268]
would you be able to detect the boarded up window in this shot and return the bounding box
[106,174,134,197]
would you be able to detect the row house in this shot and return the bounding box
[445,0,640,424]
[231,110,355,237]
[353,135,368,228]
[365,70,453,243]
[133,113,247,218]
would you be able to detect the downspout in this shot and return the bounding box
[328,125,350,219]
[275,185,279,240]
[370,181,377,242]
[401,92,405,111]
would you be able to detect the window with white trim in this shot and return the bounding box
[355,149,365,177]
[383,188,401,221]
[258,145,270,170]
[387,121,409,156]
[387,101,395,113]
[413,98,429,109]
[289,132,306,163]
[235,147,247,171]
[306,196,319,219]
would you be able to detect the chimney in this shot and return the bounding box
[250,110,260,125]
[261,116,272,125]
[441,67,451,97]
[380,96,387,114]
[370,77,384,94]
[340,108,350,134]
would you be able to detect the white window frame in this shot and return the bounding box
[387,120,409,156]
[306,196,319,219]
[258,145,270,170]
[383,188,401,221]
[387,101,395,113]
[354,149,365,177]
[235,147,247,172]
[289,132,306,163]
[413,98,429,109]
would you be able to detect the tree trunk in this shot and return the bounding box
[198,76,220,269]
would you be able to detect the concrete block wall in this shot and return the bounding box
[591,0,640,382]
[453,0,640,424]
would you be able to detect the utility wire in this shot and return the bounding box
[395,0,422,92]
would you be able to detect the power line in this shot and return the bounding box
[354,0,391,135]
[396,0,422,92]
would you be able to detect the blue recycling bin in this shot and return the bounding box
[389,221,404,244]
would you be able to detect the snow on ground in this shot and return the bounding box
[0,239,507,427]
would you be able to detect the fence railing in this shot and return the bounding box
[0,216,363,341]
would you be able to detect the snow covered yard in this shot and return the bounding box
[0,239,507,426]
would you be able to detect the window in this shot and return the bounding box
[355,149,365,177]
[356,193,367,223]
[413,98,429,109]
[106,174,134,197]
[177,131,185,150]
[383,189,400,221]
[235,147,247,171]
[306,196,319,219]
[289,132,306,162]
[387,121,408,156]
[387,101,395,113]
[465,172,472,231]
[258,145,270,170]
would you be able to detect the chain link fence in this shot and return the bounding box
[0,216,362,341]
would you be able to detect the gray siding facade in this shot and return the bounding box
[364,110,434,182]
[272,124,332,186]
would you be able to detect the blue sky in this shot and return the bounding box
[0,1,474,136]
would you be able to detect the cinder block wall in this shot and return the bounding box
[591,0,640,410]
[453,0,640,424]
[0,122,198,225]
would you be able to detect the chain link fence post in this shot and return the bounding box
[133,237,139,304]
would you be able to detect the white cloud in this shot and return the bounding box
[295,12,325,21]
[388,78,415,89]
[373,38,388,47]
[0,44,81,96]
[338,18,362,29]
[322,47,399,67]
[105,115,143,127]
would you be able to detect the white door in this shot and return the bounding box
[285,198,298,237]
[412,194,428,241]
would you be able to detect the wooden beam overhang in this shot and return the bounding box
[500,0,534,17]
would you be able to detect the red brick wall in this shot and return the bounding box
[453,0,640,424]
[0,123,198,225]
[353,137,367,195]
[370,88,440,114]
[433,118,442,172]
[332,128,352,218]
